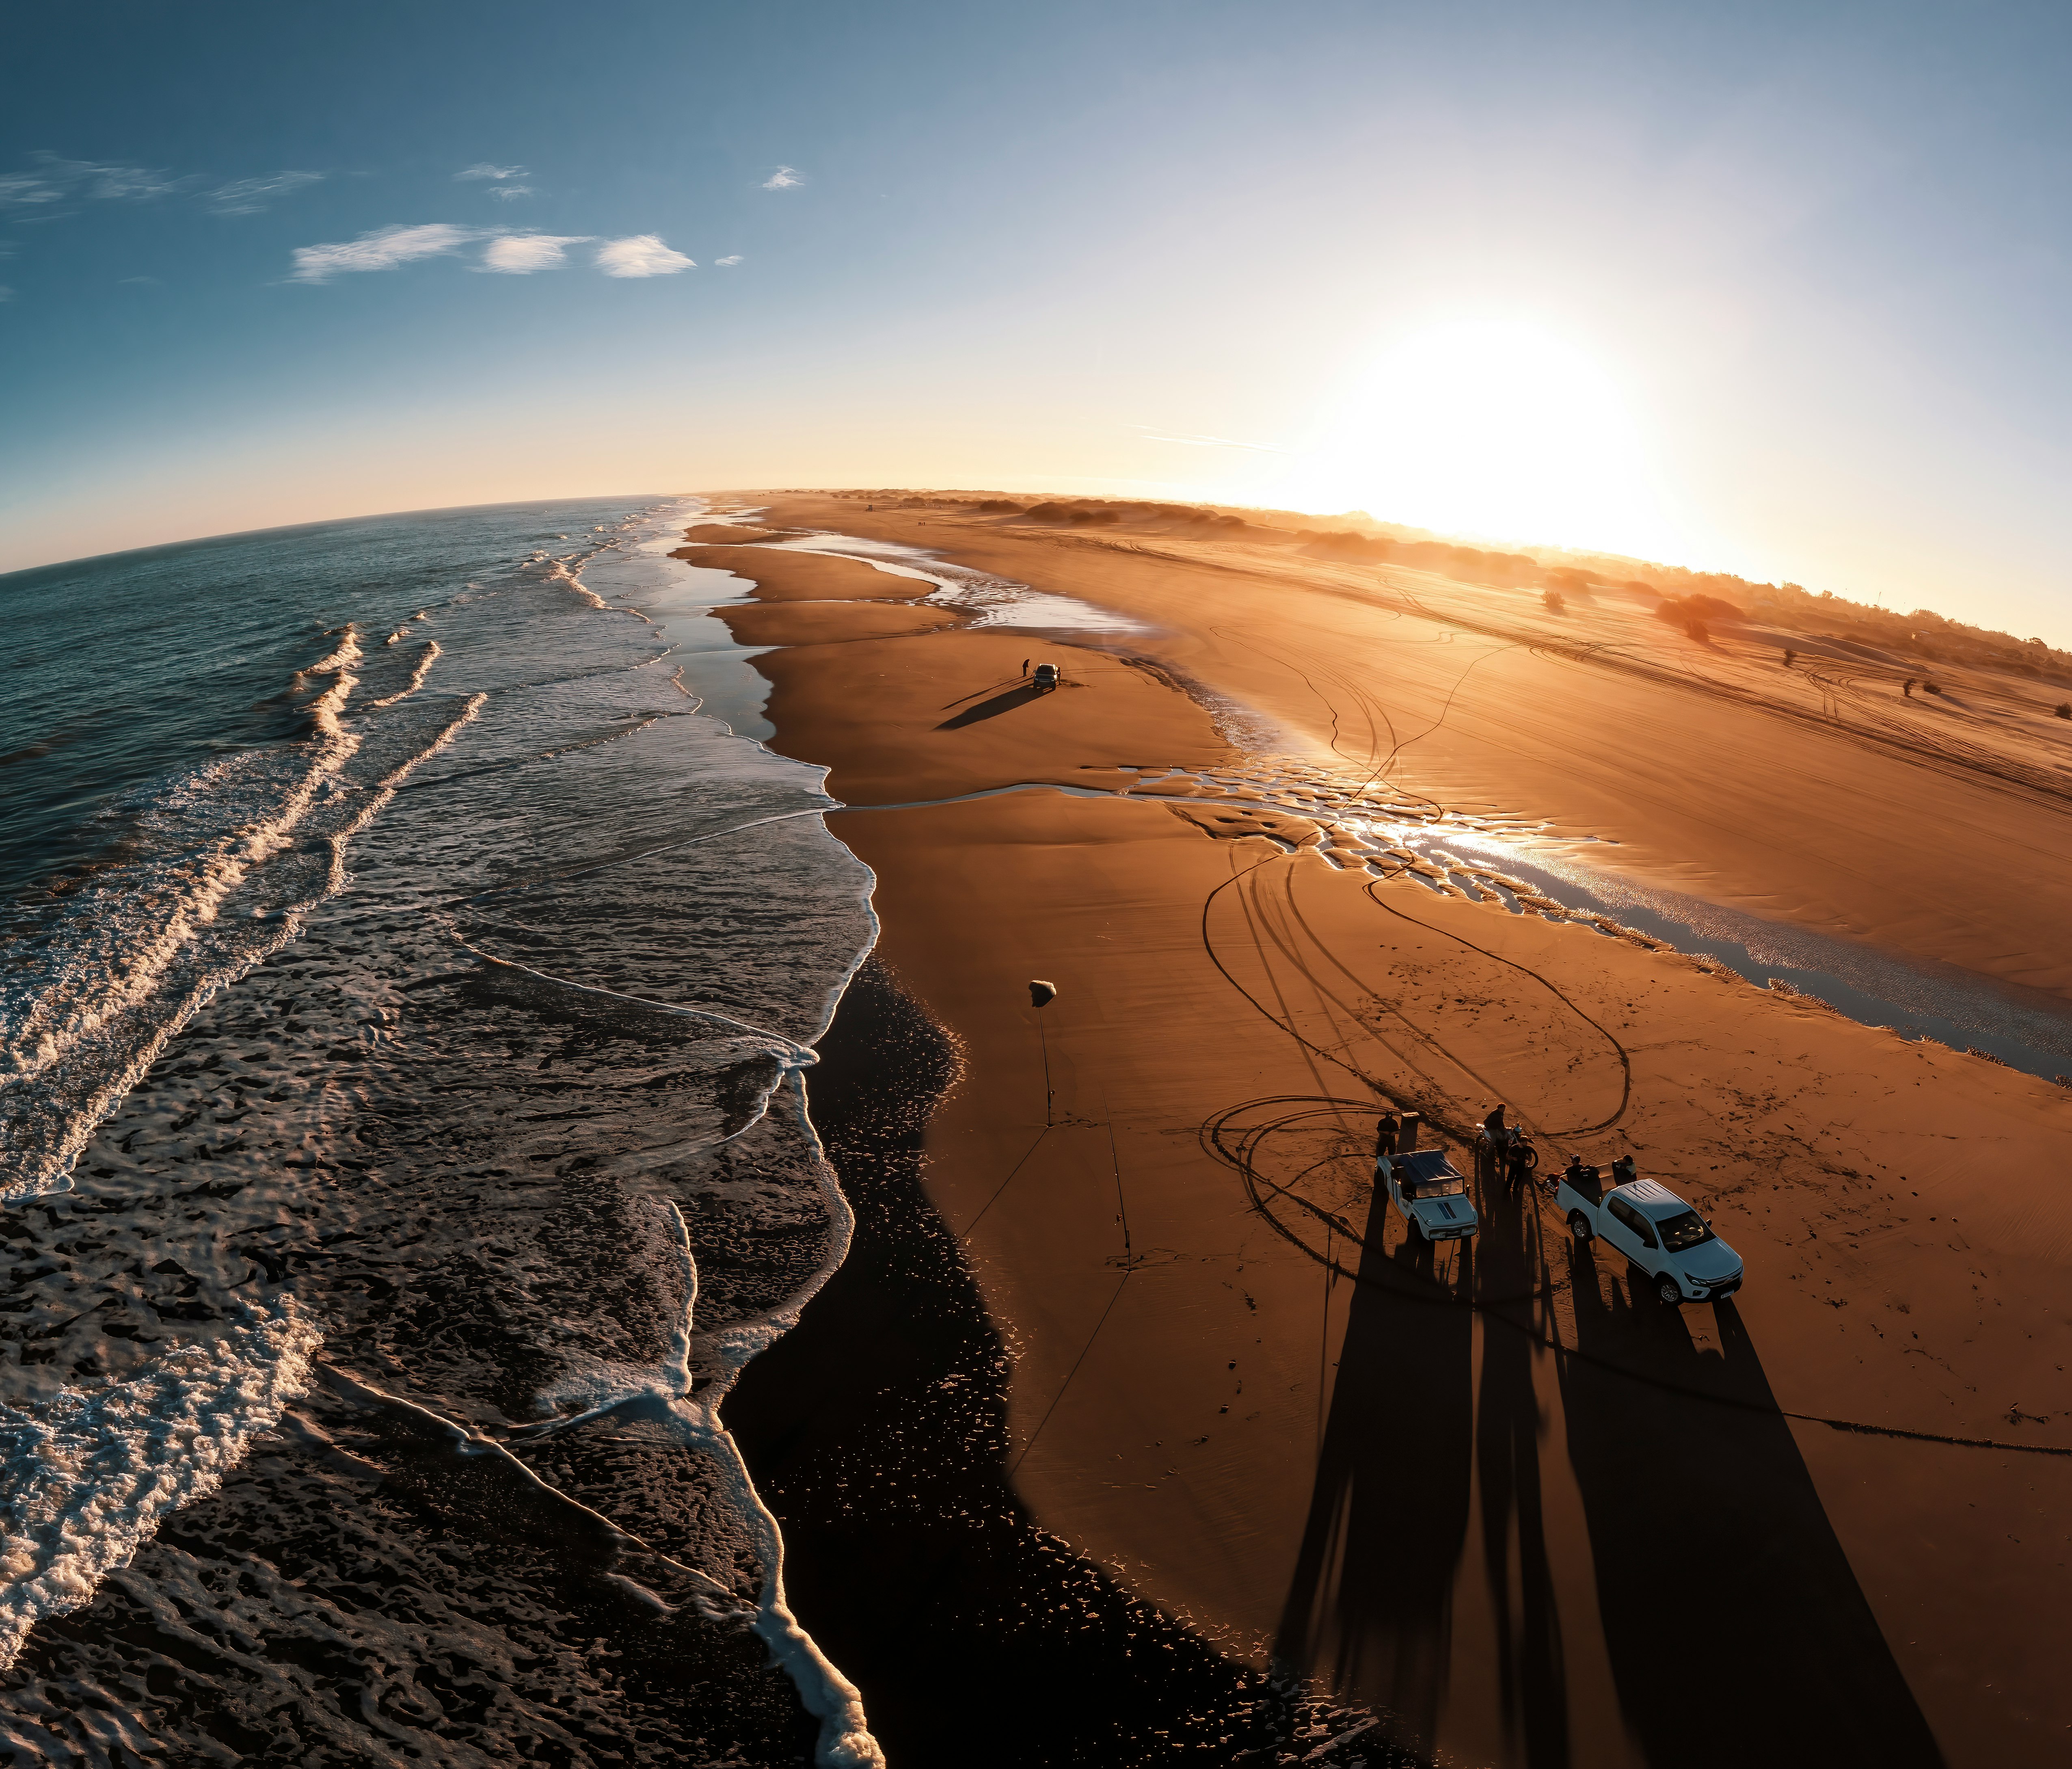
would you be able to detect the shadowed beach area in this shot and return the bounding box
[710,493,2072,1769]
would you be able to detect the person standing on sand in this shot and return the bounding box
[1479,1103,1507,1183]
[1021,658,1030,678]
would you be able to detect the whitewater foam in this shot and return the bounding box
[0,640,476,1199]
[0,1300,320,1672]
[0,496,888,1758]
[369,639,442,704]
[523,1081,884,1769]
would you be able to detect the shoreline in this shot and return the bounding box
[700,496,2072,1767]
[726,958,1400,1767]
[754,494,2072,1010]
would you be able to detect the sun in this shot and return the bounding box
[1281,318,1677,556]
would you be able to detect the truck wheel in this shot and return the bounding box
[1567,1212,1592,1243]
[1657,1275,1683,1306]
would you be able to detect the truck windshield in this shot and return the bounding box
[1404,1175,1466,1198]
[1657,1210,1713,1251]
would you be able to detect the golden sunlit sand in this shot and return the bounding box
[710,490,2072,1769]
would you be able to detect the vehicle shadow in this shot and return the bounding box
[1472,1162,1573,1767]
[1275,1185,1474,1757]
[1558,1243,1945,1767]
[936,683,1047,729]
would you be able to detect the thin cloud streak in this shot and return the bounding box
[2,155,323,217]
[480,234,591,273]
[715,255,743,266]
[290,223,478,283]
[594,234,694,277]
[456,163,527,181]
[486,185,533,201]
[207,171,324,214]
[1132,424,1288,454]
[0,154,190,208]
[761,166,803,189]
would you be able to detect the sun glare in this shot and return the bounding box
[1281,319,1677,556]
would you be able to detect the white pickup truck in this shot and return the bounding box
[1378,1148,1480,1244]
[1556,1160,1744,1304]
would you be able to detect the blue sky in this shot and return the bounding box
[4,1,2070,641]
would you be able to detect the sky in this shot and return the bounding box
[4,0,2070,640]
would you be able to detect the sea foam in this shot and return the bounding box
[0,1301,320,1672]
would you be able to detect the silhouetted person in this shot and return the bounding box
[1374,1113,1400,1161]
[1478,1103,1507,1185]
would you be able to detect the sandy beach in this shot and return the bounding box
[709,495,2072,1768]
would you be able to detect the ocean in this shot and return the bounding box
[0,499,882,1765]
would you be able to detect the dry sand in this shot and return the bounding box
[709,500,2072,1768]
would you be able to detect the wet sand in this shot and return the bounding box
[682,546,923,602]
[711,601,960,648]
[758,495,2072,1003]
[711,500,2072,1767]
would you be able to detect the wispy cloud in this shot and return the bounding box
[290,223,477,283]
[119,275,161,285]
[715,254,743,266]
[1131,424,1288,454]
[481,233,591,273]
[486,184,532,201]
[0,153,190,209]
[207,171,324,215]
[594,234,693,277]
[761,166,803,190]
[456,163,527,182]
[2,154,325,220]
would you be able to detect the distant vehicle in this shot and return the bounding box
[1556,1159,1744,1304]
[1031,662,1060,691]
[1379,1147,1480,1243]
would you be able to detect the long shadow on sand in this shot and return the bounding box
[724,961,1406,1768]
[1275,1190,1474,1758]
[1277,1159,1944,1769]
[1557,1247,1945,1769]
[935,683,1048,729]
[1471,1168,1573,1767]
